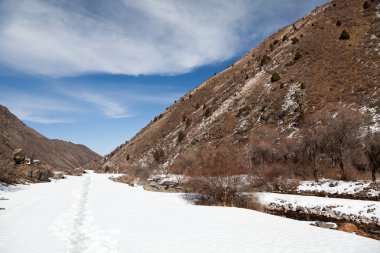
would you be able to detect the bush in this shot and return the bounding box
[195,103,200,110]
[204,107,212,118]
[291,37,299,44]
[294,51,302,60]
[339,30,350,40]
[282,34,288,41]
[185,117,192,129]
[363,1,370,9]
[260,55,271,66]
[271,72,281,82]
[153,149,165,163]
[182,176,262,210]
[0,163,16,184]
[178,130,186,143]
[336,20,342,26]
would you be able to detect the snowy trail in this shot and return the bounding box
[1,173,380,253]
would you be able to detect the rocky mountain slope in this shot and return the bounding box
[0,105,100,170]
[103,0,380,173]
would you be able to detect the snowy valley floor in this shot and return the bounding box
[0,172,379,253]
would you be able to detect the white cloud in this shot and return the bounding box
[0,0,326,77]
[0,92,79,124]
[0,0,252,76]
[56,87,133,119]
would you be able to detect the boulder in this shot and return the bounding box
[52,172,65,179]
[24,167,52,182]
[338,223,358,233]
[70,167,85,176]
[314,221,337,229]
[13,149,25,164]
[32,168,51,182]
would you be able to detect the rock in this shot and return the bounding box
[13,149,25,164]
[314,221,337,229]
[338,223,358,233]
[161,180,178,188]
[70,167,85,176]
[369,230,380,236]
[52,172,65,179]
[296,206,306,213]
[23,166,52,182]
[32,168,51,182]
[143,184,161,192]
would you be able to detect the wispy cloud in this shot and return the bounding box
[0,92,79,124]
[0,0,325,77]
[63,90,133,119]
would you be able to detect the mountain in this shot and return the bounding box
[102,0,380,174]
[0,105,100,170]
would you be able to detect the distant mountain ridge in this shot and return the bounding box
[0,105,100,170]
[102,0,380,173]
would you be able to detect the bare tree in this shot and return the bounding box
[364,132,380,182]
[323,108,362,181]
[301,123,325,182]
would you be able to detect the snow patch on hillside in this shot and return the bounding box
[360,106,380,132]
[282,83,301,111]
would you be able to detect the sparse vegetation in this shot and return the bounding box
[182,144,260,209]
[291,37,299,44]
[294,51,302,60]
[178,130,186,143]
[204,107,212,118]
[260,54,271,66]
[339,30,350,40]
[153,148,165,163]
[363,1,370,9]
[364,132,380,182]
[0,161,16,184]
[271,72,281,82]
[185,117,192,129]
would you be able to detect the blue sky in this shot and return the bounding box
[0,0,327,155]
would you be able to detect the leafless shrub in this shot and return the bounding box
[364,132,380,182]
[0,161,17,184]
[183,143,254,207]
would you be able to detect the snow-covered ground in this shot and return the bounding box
[258,192,380,225]
[296,180,380,198]
[1,172,379,253]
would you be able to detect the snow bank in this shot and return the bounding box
[258,192,380,226]
[296,179,380,199]
[1,173,379,253]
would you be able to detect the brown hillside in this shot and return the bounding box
[103,0,380,176]
[0,105,100,170]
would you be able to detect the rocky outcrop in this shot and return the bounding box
[12,149,25,165]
